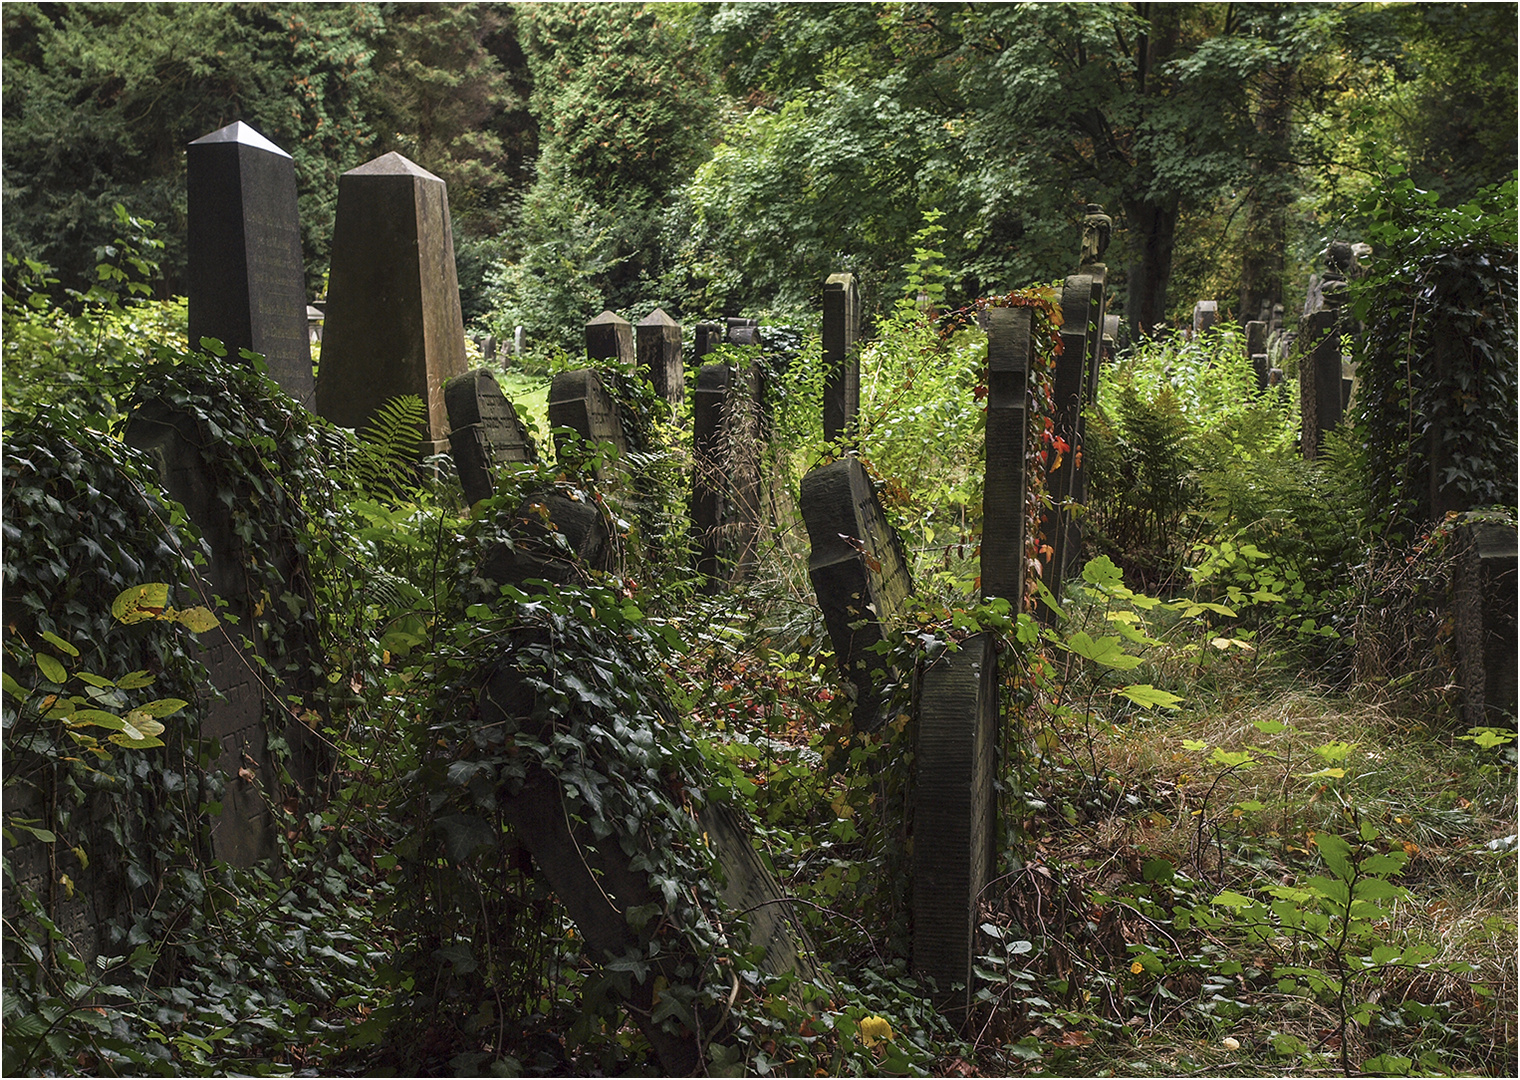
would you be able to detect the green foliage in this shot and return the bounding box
[1349,171,1518,537]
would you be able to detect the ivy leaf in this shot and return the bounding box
[1116,684,1183,710]
[35,653,67,685]
[112,583,169,624]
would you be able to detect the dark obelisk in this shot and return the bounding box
[315,152,468,454]
[187,121,314,405]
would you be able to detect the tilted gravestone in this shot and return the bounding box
[822,273,862,445]
[124,403,320,868]
[912,633,999,1019]
[315,152,468,455]
[1246,319,1269,391]
[692,361,763,587]
[636,308,684,408]
[799,457,914,731]
[187,121,314,406]
[981,306,1033,610]
[586,309,635,365]
[443,368,537,505]
[548,368,629,478]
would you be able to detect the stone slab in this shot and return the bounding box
[799,457,913,730]
[981,307,1032,610]
[444,368,538,504]
[822,273,861,444]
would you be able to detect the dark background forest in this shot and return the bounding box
[4,1,1516,346]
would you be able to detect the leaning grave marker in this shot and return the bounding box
[547,368,630,479]
[187,121,314,406]
[799,456,914,731]
[315,152,468,455]
[443,368,538,505]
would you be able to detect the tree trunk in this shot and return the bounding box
[1123,195,1180,337]
[1239,56,1296,322]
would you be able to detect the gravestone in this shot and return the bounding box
[1299,308,1342,459]
[694,321,725,362]
[799,457,914,731]
[981,306,1033,610]
[822,273,861,444]
[636,308,684,408]
[1246,319,1269,391]
[726,316,762,347]
[1043,272,1094,607]
[187,121,314,405]
[1102,313,1120,362]
[315,152,467,455]
[548,368,629,476]
[514,325,526,357]
[912,633,999,1019]
[586,310,635,364]
[443,368,538,505]
[1452,513,1519,726]
[124,403,320,868]
[307,305,325,344]
[693,361,762,587]
[1193,300,1219,338]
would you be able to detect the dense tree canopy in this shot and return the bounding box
[2,1,1514,337]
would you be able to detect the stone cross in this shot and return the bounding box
[187,121,314,406]
[981,306,1033,610]
[822,272,861,445]
[636,308,684,408]
[443,368,538,505]
[315,152,468,455]
[799,456,913,731]
[912,632,999,1019]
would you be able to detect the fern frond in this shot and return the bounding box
[352,395,427,503]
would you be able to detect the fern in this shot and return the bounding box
[351,395,428,504]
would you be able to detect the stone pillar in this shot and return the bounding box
[315,152,468,455]
[822,272,861,445]
[1299,309,1340,460]
[981,306,1032,610]
[1246,319,1269,391]
[1193,300,1218,338]
[1043,273,1093,607]
[692,361,762,588]
[187,121,314,405]
[636,308,684,408]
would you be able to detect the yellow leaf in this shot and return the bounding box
[170,606,220,633]
[112,583,169,624]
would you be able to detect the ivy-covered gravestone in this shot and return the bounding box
[547,368,629,478]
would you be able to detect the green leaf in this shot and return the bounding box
[116,670,155,690]
[1064,631,1143,670]
[112,583,169,624]
[169,606,220,632]
[35,653,67,684]
[1181,738,1208,752]
[132,698,188,718]
[1315,833,1353,880]
[1211,890,1256,909]
[1116,683,1183,710]
[65,710,126,731]
[40,631,78,658]
[2,671,29,702]
[1081,555,1124,589]
[1208,748,1256,769]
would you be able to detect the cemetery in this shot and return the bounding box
[2,5,1517,1078]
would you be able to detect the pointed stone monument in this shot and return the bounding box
[187,121,314,405]
[315,152,468,454]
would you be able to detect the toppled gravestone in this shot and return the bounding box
[443,368,537,505]
[467,495,822,1073]
[799,456,914,731]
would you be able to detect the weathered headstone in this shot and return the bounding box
[1102,313,1121,361]
[693,361,762,587]
[1299,308,1341,459]
[586,310,635,364]
[1043,272,1094,607]
[694,321,725,362]
[514,325,526,357]
[912,633,999,1018]
[187,121,314,405]
[636,308,684,408]
[726,316,762,347]
[1452,513,1519,726]
[1193,300,1219,338]
[306,305,325,344]
[799,457,913,731]
[981,306,1033,610]
[822,272,861,445]
[548,368,629,476]
[444,368,538,505]
[315,152,467,454]
[124,403,320,868]
[1246,319,1269,391]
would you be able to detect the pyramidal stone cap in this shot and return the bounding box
[344,151,443,182]
[640,307,678,326]
[189,120,291,159]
